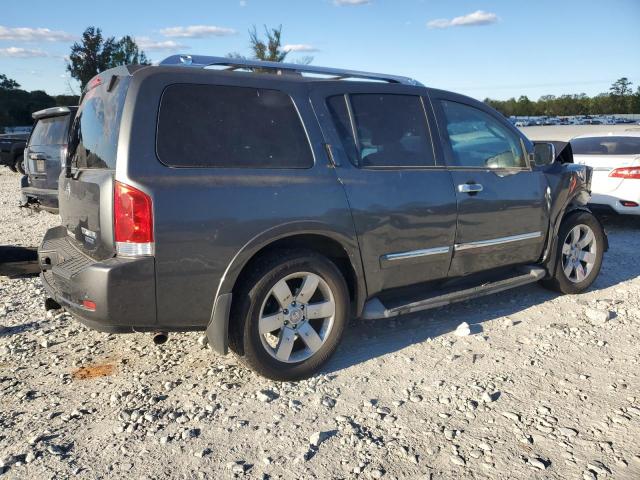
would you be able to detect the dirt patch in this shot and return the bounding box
[72,362,115,380]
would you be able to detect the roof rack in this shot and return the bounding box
[159,54,423,86]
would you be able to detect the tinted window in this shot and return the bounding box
[157,84,313,168]
[69,76,130,169]
[29,115,70,146]
[327,94,435,167]
[571,136,640,155]
[440,100,527,169]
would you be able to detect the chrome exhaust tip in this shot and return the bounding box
[152,332,169,345]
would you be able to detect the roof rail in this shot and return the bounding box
[159,54,423,86]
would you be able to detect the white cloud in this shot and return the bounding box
[0,47,49,58]
[0,26,74,42]
[137,37,189,51]
[334,0,370,5]
[427,10,499,29]
[160,25,237,38]
[283,44,319,53]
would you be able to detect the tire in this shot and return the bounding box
[229,249,349,381]
[541,211,605,294]
[15,155,25,175]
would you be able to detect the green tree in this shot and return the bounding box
[249,25,288,62]
[0,74,20,90]
[111,35,149,66]
[609,77,633,113]
[67,27,149,90]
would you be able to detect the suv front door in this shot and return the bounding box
[310,85,458,295]
[431,93,549,277]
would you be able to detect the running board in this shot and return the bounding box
[362,266,546,320]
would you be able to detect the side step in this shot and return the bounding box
[362,266,546,320]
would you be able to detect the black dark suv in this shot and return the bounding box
[21,106,77,212]
[39,56,606,380]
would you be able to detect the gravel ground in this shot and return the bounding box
[1,168,639,480]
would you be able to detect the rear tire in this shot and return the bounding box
[229,249,349,381]
[15,155,25,175]
[541,211,604,294]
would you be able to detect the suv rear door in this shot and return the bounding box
[430,92,549,277]
[61,74,131,260]
[310,84,457,295]
[25,110,73,191]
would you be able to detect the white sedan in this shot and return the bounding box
[571,131,640,215]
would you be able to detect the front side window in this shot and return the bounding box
[157,84,313,168]
[29,115,70,146]
[327,93,435,168]
[440,100,527,169]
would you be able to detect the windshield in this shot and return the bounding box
[571,136,640,155]
[29,115,70,146]
[68,76,130,169]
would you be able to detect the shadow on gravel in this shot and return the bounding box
[324,283,558,373]
[324,214,640,373]
[0,245,39,278]
[0,322,39,338]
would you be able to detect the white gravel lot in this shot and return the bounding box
[1,168,639,480]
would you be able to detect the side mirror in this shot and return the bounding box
[533,142,556,166]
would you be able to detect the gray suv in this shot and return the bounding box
[39,56,606,380]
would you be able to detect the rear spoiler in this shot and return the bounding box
[32,106,78,120]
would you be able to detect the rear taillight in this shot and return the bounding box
[114,181,154,256]
[609,167,640,179]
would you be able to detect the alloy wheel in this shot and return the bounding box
[561,224,597,283]
[258,272,336,363]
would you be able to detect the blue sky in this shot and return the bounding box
[1,0,639,100]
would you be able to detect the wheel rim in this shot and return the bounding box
[561,224,597,283]
[258,271,336,364]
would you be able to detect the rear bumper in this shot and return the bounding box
[590,191,640,215]
[21,184,59,212]
[38,225,157,333]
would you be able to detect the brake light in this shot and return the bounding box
[114,181,154,256]
[609,167,640,179]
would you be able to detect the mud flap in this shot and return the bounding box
[206,293,233,355]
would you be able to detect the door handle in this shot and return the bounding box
[29,153,46,160]
[457,183,483,194]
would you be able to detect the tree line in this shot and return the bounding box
[484,78,640,117]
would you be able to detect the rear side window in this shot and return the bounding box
[157,84,313,168]
[327,94,435,167]
[571,136,640,155]
[68,76,130,169]
[440,100,527,169]
[29,116,70,146]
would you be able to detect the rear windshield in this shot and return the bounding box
[29,115,70,146]
[68,76,130,169]
[156,84,313,168]
[571,136,640,155]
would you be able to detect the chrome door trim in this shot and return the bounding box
[454,231,542,251]
[382,246,451,262]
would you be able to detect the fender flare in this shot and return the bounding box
[206,221,366,354]
[542,200,608,277]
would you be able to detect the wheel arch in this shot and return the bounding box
[206,223,366,354]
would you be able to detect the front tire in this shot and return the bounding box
[15,155,25,175]
[230,250,349,381]
[541,211,605,294]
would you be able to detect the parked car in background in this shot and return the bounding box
[20,106,77,213]
[0,131,29,173]
[39,56,605,381]
[571,131,640,215]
